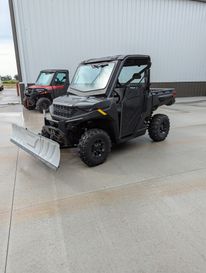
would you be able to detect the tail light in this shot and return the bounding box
[172,89,176,97]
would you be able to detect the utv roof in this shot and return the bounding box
[40,69,69,73]
[82,55,151,64]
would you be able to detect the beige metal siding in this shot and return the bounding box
[12,0,206,84]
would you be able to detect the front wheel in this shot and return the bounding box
[148,114,170,142]
[23,97,36,110]
[36,97,51,113]
[78,129,111,167]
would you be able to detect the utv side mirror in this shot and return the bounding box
[132,73,141,80]
[123,72,142,86]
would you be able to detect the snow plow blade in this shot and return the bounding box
[10,123,60,170]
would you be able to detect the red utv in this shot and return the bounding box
[23,69,69,113]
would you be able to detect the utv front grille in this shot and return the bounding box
[27,89,33,94]
[24,89,32,96]
[53,104,77,118]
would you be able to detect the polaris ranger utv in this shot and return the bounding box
[23,69,69,112]
[11,55,175,169]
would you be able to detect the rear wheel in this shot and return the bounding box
[36,97,51,113]
[148,114,170,142]
[78,129,111,167]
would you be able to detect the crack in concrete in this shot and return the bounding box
[4,149,19,273]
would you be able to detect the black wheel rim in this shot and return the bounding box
[42,102,49,110]
[91,139,105,159]
[160,121,168,134]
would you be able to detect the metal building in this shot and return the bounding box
[9,0,206,96]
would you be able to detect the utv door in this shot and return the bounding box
[52,71,69,98]
[120,85,145,137]
[117,60,148,138]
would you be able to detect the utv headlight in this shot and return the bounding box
[35,88,46,92]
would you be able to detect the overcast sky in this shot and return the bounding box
[0,0,17,77]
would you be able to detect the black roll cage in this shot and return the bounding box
[68,55,151,97]
[107,56,151,98]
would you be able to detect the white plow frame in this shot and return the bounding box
[10,124,60,170]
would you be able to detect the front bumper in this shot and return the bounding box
[43,117,76,147]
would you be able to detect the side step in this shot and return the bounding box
[10,123,60,170]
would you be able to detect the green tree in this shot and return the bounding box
[14,74,19,81]
[2,75,12,81]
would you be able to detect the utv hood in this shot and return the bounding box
[53,94,109,108]
[51,95,112,119]
[28,85,52,90]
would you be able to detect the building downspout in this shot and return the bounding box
[8,0,26,102]
[8,0,22,82]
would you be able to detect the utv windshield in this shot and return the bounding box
[36,72,54,86]
[70,62,115,92]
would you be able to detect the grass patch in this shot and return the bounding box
[2,80,18,89]
[3,80,18,84]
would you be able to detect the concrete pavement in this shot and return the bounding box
[1,89,206,273]
[0,89,20,105]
